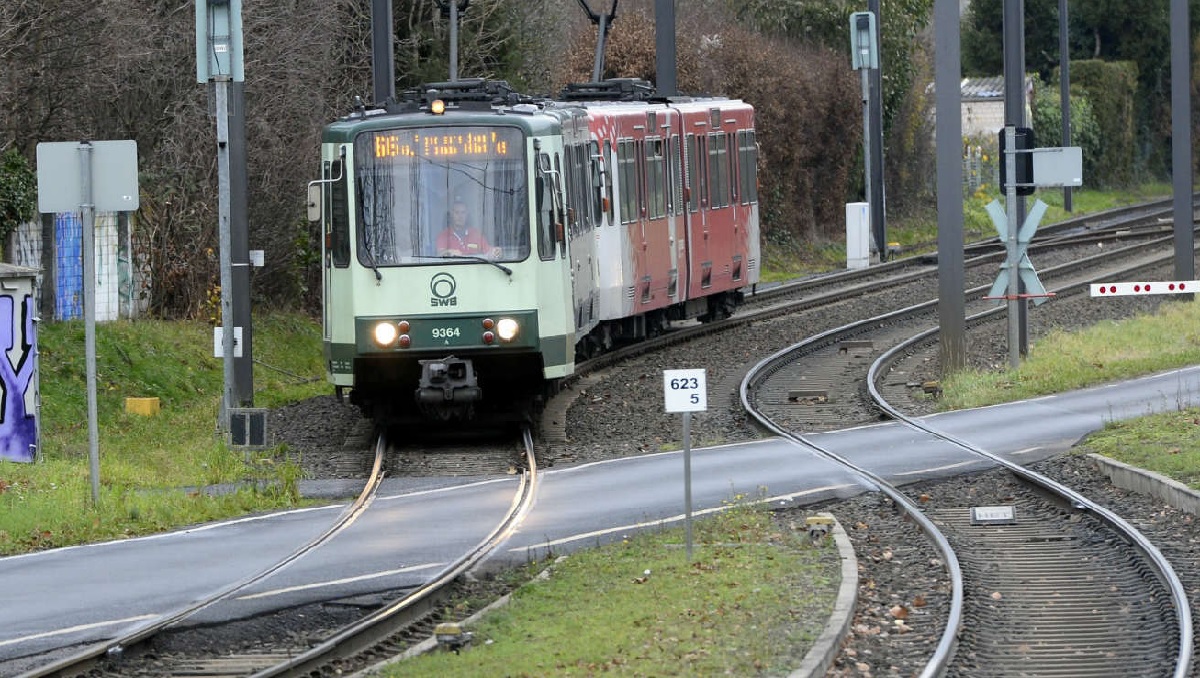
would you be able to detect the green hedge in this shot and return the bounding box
[1031,80,1102,187]
[1068,60,1138,187]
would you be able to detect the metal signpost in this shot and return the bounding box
[196,0,245,433]
[849,12,880,261]
[36,140,139,505]
[988,129,1082,368]
[663,368,706,561]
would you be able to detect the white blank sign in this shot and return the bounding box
[36,140,140,213]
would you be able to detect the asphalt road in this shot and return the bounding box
[3,365,1198,661]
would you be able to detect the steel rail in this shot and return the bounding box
[20,429,387,678]
[739,325,965,678]
[865,296,1194,678]
[737,237,1198,677]
[247,425,539,677]
[569,218,1184,396]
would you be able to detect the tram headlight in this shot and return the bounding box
[373,321,398,347]
[496,317,519,342]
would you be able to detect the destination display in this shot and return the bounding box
[370,127,516,161]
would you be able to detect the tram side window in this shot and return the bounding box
[618,140,637,224]
[647,138,666,219]
[635,139,647,218]
[604,140,615,222]
[669,136,681,216]
[554,153,566,257]
[590,140,603,224]
[536,153,556,260]
[328,159,350,268]
[562,144,578,236]
[708,132,729,209]
[685,135,697,213]
[739,130,759,204]
[573,141,593,232]
[724,130,734,202]
[697,135,709,209]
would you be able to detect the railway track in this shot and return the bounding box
[741,196,1191,312]
[13,434,386,678]
[16,427,538,678]
[740,313,1193,676]
[735,238,1195,673]
[15,200,1192,677]
[543,204,1195,450]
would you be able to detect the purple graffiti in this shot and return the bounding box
[0,294,37,462]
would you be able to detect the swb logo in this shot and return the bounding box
[430,272,457,307]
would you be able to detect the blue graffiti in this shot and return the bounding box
[55,213,83,321]
[0,295,37,462]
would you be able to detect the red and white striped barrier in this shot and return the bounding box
[1090,281,1198,297]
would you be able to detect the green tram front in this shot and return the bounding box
[314,108,577,424]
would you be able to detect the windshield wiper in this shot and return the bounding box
[416,254,512,277]
[361,247,383,281]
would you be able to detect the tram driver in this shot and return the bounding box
[436,199,502,260]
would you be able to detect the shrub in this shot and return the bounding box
[1031,81,1102,188]
[1069,60,1138,187]
[0,148,36,250]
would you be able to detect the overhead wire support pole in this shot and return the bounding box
[436,0,470,82]
[371,0,395,104]
[933,0,966,374]
[1058,0,1072,212]
[1170,0,1195,289]
[216,76,235,431]
[450,0,459,81]
[654,0,676,97]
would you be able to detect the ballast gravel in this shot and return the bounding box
[270,254,1200,675]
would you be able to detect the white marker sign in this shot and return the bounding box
[663,369,707,413]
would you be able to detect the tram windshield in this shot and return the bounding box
[354,126,530,265]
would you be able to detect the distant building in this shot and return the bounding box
[959,75,1035,140]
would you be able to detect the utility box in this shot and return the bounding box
[846,202,871,270]
[228,407,268,450]
[0,265,40,462]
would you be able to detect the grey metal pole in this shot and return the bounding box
[862,67,872,256]
[868,0,887,261]
[80,142,101,506]
[450,0,459,81]
[216,77,235,432]
[1058,0,1072,212]
[682,410,693,562]
[1171,0,1195,285]
[230,81,252,407]
[1004,126,1020,369]
[935,0,966,374]
[655,0,677,97]
[371,0,395,103]
[1003,0,1028,363]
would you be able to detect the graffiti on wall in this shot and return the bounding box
[0,294,37,462]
